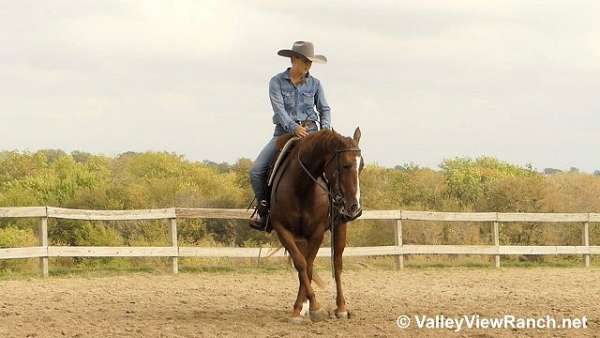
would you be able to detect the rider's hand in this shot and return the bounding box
[294,125,309,139]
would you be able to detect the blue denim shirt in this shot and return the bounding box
[269,67,331,135]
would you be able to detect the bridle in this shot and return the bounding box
[297,147,362,220]
[298,145,362,278]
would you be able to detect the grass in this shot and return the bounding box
[0,255,597,281]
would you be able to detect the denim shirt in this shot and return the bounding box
[269,67,331,136]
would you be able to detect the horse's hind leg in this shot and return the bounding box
[274,225,321,321]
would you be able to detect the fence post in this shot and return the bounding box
[583,216,590,268]
[168,218,178,274]
[493,218,500,268]
[39,216,49,277]
[394,218,404,270]
[257,247,262,267]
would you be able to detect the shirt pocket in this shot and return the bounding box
[282,90,296,108]
[301,91,315,106]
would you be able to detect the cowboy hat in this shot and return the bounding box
[277,41,327,64]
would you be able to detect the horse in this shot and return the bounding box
[270,127,364,323]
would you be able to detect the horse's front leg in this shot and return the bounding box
[273,224,320,322]
[334,222,349,319]
[304,232,329,322]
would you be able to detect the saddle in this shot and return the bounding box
[268,134,299,187]
[260,134,299,232]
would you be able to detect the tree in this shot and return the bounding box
[440,156,536,209]
[544,168,562,175]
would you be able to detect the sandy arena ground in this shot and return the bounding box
[0,268,599,337]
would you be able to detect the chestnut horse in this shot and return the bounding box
[270,127,363,323]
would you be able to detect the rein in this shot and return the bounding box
[297,147,361,202]
[297,145,361,278]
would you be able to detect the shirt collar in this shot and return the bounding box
[283,67,309,80]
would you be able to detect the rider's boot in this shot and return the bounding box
[249,200,269,231]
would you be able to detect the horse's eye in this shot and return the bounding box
[343,164,352,170]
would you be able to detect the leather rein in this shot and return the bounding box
[297,145,362,278]
[297,147,362,215]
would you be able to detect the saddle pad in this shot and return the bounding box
[268,136,299,187]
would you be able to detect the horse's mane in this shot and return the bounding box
[297,129,355,155]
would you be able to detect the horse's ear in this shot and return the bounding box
[353,127,361,144]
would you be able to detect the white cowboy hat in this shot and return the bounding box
[277,41,327,64]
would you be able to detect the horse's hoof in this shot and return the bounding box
[309,308,329,322]
[288,316,304,325]
[335,310,349,320]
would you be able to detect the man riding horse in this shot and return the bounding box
[249,41,331,231]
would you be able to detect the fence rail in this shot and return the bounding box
[0,207,597,276]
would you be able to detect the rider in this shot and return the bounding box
[249,41,331,231]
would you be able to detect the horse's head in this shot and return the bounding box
[324,127,364,222]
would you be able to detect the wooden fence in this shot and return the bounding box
[0,207,598,277]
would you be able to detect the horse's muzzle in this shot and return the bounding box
[339,207,362,222]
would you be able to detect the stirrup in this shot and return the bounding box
[249,215,267,231]
[249,200,271,232]
[249,214,271,232]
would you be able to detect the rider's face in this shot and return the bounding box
[291,55,312,75]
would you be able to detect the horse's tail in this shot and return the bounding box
[312,270,326,289]
[264,246,284,258]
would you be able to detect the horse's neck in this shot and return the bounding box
[290,140,330,192]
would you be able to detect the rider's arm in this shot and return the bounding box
[269,77,299,134]
[315,80,331,130]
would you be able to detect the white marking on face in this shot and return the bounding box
[355,156,361,208]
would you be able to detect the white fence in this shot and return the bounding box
[0,207,597,277]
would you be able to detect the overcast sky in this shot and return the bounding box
[2,1,599,172]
